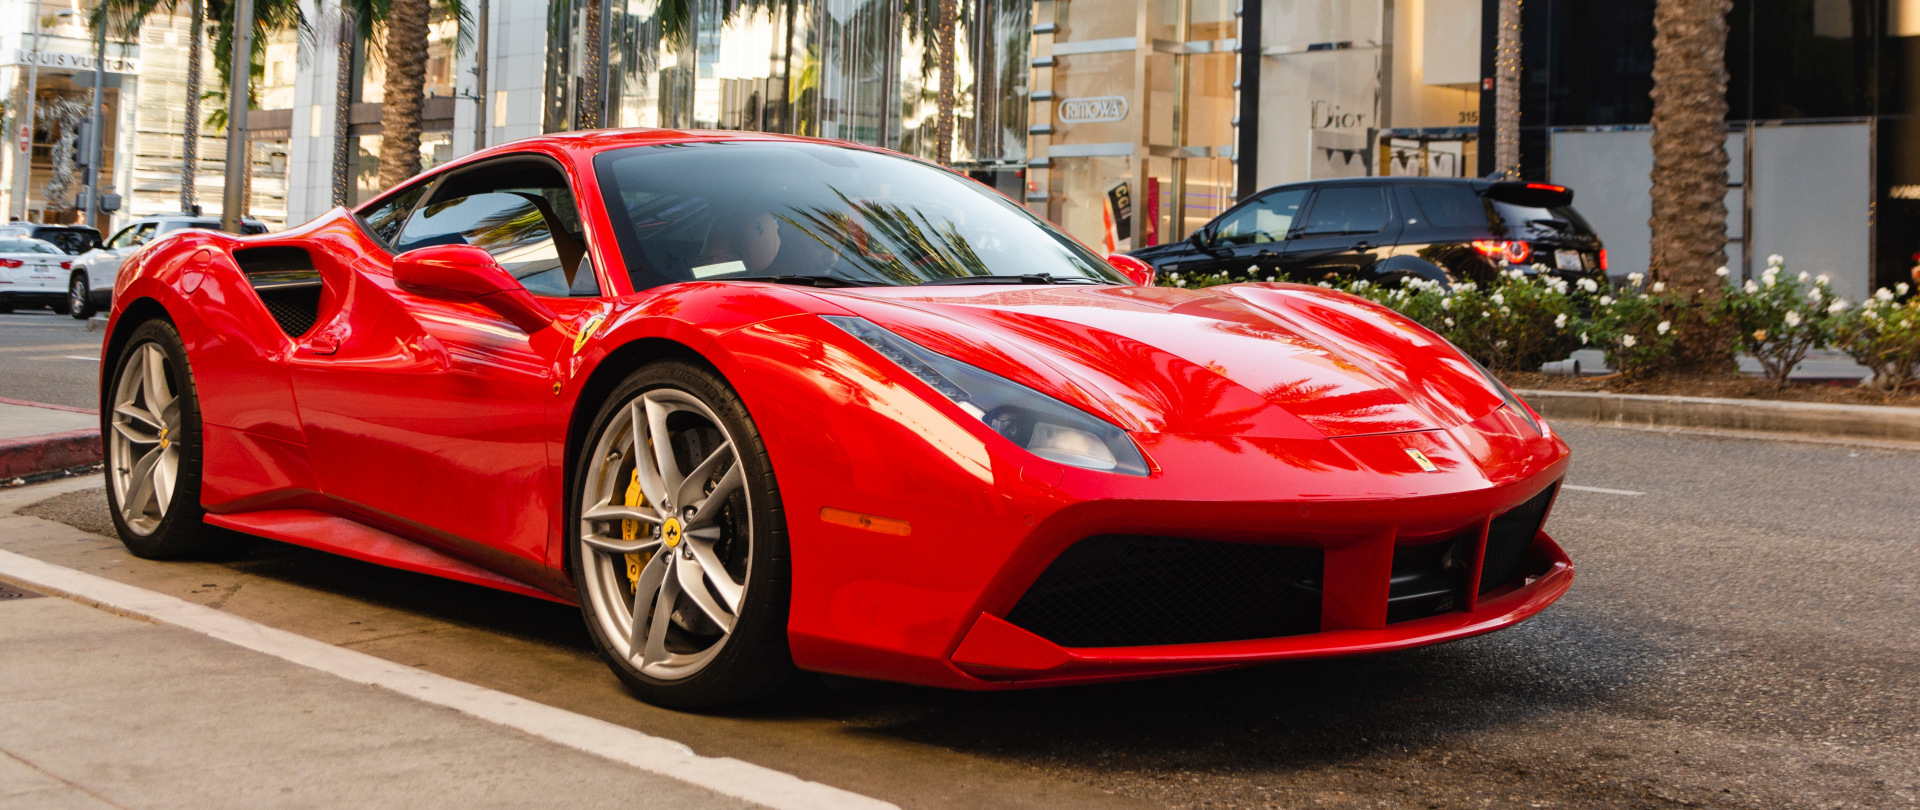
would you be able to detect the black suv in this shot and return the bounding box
[0,224,102,256]
[1128,178,1605,287]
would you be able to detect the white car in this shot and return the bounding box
[0,238,75,313]
[69,214,267,318]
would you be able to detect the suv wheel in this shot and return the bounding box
[68,273,95,319]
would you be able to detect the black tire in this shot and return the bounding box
[0,302,13,314]
[104,319,212,558]
[568,359,796,709]
[68,273,95,319]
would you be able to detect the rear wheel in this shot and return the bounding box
[569,360,795,709]
[105,320,211,558]
[68,274,95,319]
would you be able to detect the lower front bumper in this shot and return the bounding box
[945,529,1573,688]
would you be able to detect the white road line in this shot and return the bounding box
[0,548,896,810]
[1562,484,1645,497]
[61,355,97,361]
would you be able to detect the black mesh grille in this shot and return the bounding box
[1480,483,1557,594]
[1386,533,1470,624]
[1004,535,1323,648]
[256,286,319,337]
[235,247,321,339]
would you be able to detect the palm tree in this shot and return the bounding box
[370,0,471,191]
[1491,0,1520,178]
[1648,0,1731,294]
[96,0,306,214]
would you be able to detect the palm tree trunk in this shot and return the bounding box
[1648,0,1731,293]
[933,0,956,164]
[1492,0,1521,178]
[375,0,430,190]
[331,5,353,206]
[578,0,603,128]
[181,0,205,212]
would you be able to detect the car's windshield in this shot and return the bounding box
[0,239,62,254]
[595,141,1125,289]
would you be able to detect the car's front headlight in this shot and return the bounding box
[824,315,1150,476]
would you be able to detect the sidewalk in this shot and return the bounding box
[0,398,99,480]
[0,592,757,810]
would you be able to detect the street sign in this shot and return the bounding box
[17,124,28,154]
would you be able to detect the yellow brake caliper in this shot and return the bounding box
[623,469,649,593]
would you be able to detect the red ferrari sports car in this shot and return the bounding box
[99,130,1572,707]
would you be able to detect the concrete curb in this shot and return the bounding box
[0,429,101,479]
[1515,389,1920,444]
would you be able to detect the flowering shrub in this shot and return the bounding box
[1582,273,1691,379]
[1339,269,1583,372]
[1831,283,1920,392]
[1714,256,1844,387]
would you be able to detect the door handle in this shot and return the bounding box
[1351,241,1372,252]
[304,334,340,355]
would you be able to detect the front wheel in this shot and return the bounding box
[569,360,795,709]
[105,320,211,558]
[68,273,95,319]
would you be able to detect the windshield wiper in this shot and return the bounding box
[917,273,1111,286]
[749,275,884,288]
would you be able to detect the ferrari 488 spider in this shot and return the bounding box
[99,130,1572,707]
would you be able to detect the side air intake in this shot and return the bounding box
[233,246,322,338]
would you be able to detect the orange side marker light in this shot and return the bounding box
[819,507,912,537]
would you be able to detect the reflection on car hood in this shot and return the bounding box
[820,283,1509,439]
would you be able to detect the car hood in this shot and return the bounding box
[813,283,1510,439]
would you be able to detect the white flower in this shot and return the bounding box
[1628,272,1645,286]
[1482,310,1492,318]
[1763,265,1780,280]
[1797,271,1810,283]
[1491,293,1505,305]
[1577,278,1599,293]
[1651,282,1665,293]
[1898,283,1912,296]
[1554,313,1569,329]
[1444,317,1456,327]
[1828,299,1848,314]
[1815,274,1831,286]
[1715,266,1731,277]
[1784,311,1803,328]
[1500,306,1511,315]
[1743,279,1759,294]
[1876,288,1896,302]
[1441,296,1453,310]
[1764,275,1778,288]
[1657,320,1671,335]
[1767,254,1784,267]
[1808,287,1824,302]
[1622,334,1637,348]
[1579,332,1589,345]
[1599,295,1614,306]
[1175,277,1188,287]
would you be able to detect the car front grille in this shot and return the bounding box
[1004,534,1322,648]
[1480,483,1557,594]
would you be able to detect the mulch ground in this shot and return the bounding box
[1502,371,1920,408]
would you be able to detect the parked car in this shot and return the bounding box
[0,224,102,256]
[1128,178,1606,288]
[98,131,1573,709]
[69,215,267,318]
[0,238,75,312]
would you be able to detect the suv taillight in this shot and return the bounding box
[1598,248,1608,272]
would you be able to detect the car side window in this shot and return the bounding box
[1299,187,1390,236]
[1410,186,1491,229]
[1212,189,1307,246]
[361,183,430,248]
[109,223,155,249]
[393,158,600,298]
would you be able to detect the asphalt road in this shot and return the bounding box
[5,420,1916,809]
[0,309,104,409]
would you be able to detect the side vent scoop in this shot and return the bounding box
[233,246,322,338]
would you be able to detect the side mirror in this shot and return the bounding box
[393,244,555,333]
[1187,228,1211,249]
[1108,253,1157,286]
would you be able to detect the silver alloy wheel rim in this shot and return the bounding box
[109,342,181,536]
[579,388,751,681]
[69,278,84,315]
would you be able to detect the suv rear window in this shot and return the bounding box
[1488,200,1595,237]
[1410,186,1489,229]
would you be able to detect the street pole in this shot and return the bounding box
[472,0,488,150]
[220,0,254,233]
[84,11,106,230]
[13,0,45,221]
